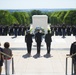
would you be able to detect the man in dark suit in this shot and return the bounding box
[25,30,34,56]
[35,30,44,55]
[70,41,76,75]
[45,30,52,55]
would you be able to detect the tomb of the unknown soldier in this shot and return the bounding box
[30,15,51,34]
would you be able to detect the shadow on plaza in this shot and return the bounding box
[22,53,53,59]
[22,53,32,58]
[11,36,17,39]
[33,54,42,59]
[43,54,53,58]
[11,47,69,50]
[33,54,53,59]
[22,53,42,59]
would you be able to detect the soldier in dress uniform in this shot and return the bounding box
[2,26,4,35]
[50,25,54,36]
[66,25,71,36]
[58,25,62,36]
[62,24,66,38]
[22,26,26,36]
[3,25,8,35]
[54,25,58,36]
[9,25,14,36]
[72,25,76,36]
[18,25,22,36]
[0,25,3,35]
[13,24,18,37]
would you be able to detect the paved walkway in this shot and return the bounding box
[0,35,75,75]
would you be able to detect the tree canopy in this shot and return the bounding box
[0,10,76,26]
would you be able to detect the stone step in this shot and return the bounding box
[1,73,71,75]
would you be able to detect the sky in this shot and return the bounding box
[0,0,76,9]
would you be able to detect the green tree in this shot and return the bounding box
[58,11,67,23]
[0,10,18,25]
[46,12,52,23]
[31,10,42,15]
[12,12,30,26]
[63,10,76,25]
[12,12,22,24]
